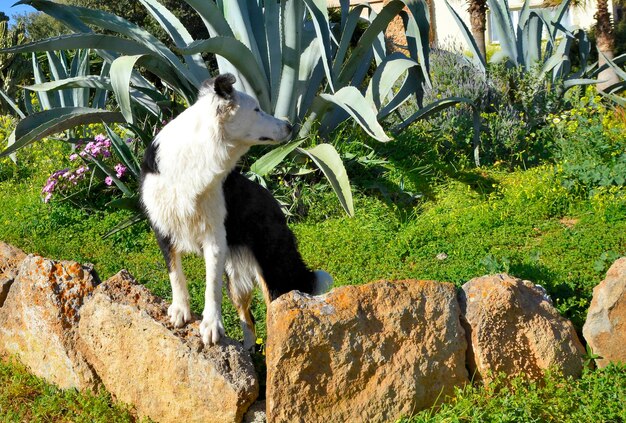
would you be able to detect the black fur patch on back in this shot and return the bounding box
[223,171,316,301]
[141,141,160,175]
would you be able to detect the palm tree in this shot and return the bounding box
[468,0,488,62]
[595,0,620,90]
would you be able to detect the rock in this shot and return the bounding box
[77,270,259,423]
[459,274,585,383]
[243,400,266,423]
[0,254,99,390]
[0,242,27,307]
[583,257,626,368]
[266,280,468,423]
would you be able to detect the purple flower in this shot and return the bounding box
[94,133,106,142]
[44,193,53,203]
[114,163,127,179]
[104,176,113,186]
[76,166,87,175]
[69,153,78,161]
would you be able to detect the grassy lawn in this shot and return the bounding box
[0,128,625,421]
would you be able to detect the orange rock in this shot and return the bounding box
[0,254,99,390]
[460,274,585,383]
[77,271,259,423]
[583,258,626,368]
[0,242,26,307]
[266,280,468,422]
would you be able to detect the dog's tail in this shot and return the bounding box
[312,270,333,295]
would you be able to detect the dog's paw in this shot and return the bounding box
[199,315,225,345]
[168,301,192,328]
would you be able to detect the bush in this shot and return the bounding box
[540,88,626,196]
[411,48,565,168]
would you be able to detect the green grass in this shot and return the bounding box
[0,359,138,422]
[0,133,625,420]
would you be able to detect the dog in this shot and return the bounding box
[140,73,332,348]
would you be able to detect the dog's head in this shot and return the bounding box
[199,74,292,145]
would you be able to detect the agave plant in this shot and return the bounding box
[0,0,439,217]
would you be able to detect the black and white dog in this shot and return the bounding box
[140,74,332,348]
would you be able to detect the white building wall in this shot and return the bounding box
[433,0,614,51]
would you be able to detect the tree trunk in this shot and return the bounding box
[468,0,488,63]
[595,0,620,91]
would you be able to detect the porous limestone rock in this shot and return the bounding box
[0,242,26,307]
[583,257,626,368]
[77,270,259,423]
[0,254,99,390]
[459,274,585,383]
[266,280,468,423]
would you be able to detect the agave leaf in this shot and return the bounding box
[444,0,486,72]
[399,0,431,81]
[297,144,354,217]
[275,0,305,121]
[302,0,336,92]
[93,62,111,109]
[296,41,324,125]
[377,69,421,119]
[0,108,125,158]
[333,4,370,76]
[250,140,305,177]
[180,37,271,111]
[393,97,473,133]
[182,0,233,37]
[182,0,245,89]
[221,1,265,81]
[32,53,57,110]
[563,78,597,89]
[24,76,112,92]
[88,155,134,197]
[46,51,72,107]
[138,0,209,85]
[70,49,90,107]
[263,0,282,106]
[104,124,140,177]
[102,211,146,238]
[320,87,391,142]
[111,55,146,124]
[598,51,626,82]
[366,52,418,109]
[487,0,518,65]
[0,88,26,119]
[338,1,406,86]
[19,0,199,89]
[0,33,153,56]
[107,196,141,212]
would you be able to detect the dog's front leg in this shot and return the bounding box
[167,249,192,327]
[200,228,227,345]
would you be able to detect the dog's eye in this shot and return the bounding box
[254,108,260,112]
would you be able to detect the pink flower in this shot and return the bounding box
[69,153,78,161]
[94,134,106,142]
[44,193,53,203]
[104,176,113,186]
[114,163,127,178]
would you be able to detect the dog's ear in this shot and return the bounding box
[201,73,236,100]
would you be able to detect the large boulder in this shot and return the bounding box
[0,242,26,307]
[266,280,468,423]
[459,274,585,383]
[583,257,626,368]
[0,254,99,390]
[77,270,259,423]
